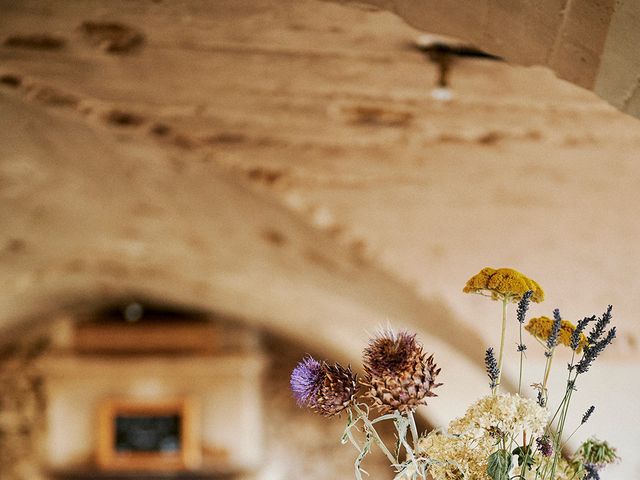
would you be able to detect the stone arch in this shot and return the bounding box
[0,92,490,427]
[333,0,640,119]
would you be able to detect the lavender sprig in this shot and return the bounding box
[584,463,601,480]
[582,405,595,424]
[516,290,533,395]
[571,316,594,351]
[577,327,616,374]
[485,347,500,391]
[587,305,613,345]
[517,290,533,324]
[516,290,532,355]
[547,308,562,350]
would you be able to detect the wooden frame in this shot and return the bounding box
[97,398,201,471]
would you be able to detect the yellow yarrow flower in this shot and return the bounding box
[463,267,544,303]
[525,316,588,353]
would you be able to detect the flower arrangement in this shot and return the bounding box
[290,267,619,480]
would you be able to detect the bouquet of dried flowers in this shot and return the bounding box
[290,267,619,480]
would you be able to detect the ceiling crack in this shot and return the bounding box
[546,0,574,66]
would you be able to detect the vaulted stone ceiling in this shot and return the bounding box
[342,0,640,119]
[1,0,639,477]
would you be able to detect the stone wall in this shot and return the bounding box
[0,334,49,480]
[0,323,395,480]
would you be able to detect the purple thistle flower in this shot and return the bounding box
[291,356,323,407]
[291,356,358,416]
[536,435,553,457]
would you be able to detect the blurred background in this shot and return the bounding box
[0,0,639,479]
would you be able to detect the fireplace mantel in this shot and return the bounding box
[38,319,267,475]
[49,469,237,480]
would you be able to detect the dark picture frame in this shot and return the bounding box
[97,398,201,471]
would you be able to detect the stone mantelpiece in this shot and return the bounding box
[48,469,235,480]
[50,469,235,480]
[41,353,264,379]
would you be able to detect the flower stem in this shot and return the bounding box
[496,296,509,393]
[542,348,555,393]
[518,434,536,479]
[518,320,524,395]
[353,404,396,464]
[549,360,578,480]
[395,411,421,478]
[407,410,419,446]
[560,425,582,451]
[345,424,363,453]
[549,378,575,479]
[371,413,398,424]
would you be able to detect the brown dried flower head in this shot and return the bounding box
[362,330,442,414]
[291,356,358,417]
[463,267,544,303]
[314,362,359,417]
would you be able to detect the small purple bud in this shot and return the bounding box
[536,435,553,457]
[290,356,323,407]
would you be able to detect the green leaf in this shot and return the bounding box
[512,446,534,468]
[487,449,512,480]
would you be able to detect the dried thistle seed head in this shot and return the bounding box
[364,330,420,375]
[313,363,359,417]
[362,330,442,414]
[290,356,358,416]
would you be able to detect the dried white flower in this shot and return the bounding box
[416,394,549,480]
[417,428,494,480]
[449,393,548,441]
